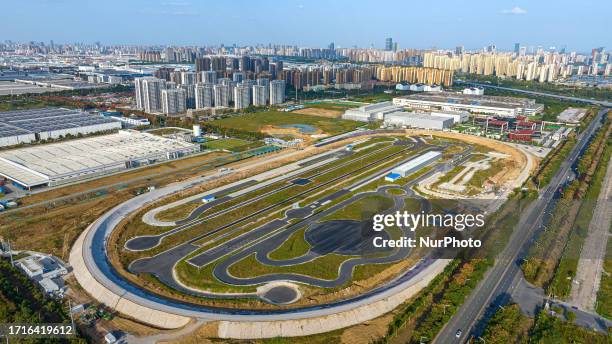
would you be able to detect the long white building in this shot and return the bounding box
[391,151,442,177]
[342,101,403,122]
[0,130,200,189]
[384,112,454,130]
[0,108,121,147]
[393,92,543,117]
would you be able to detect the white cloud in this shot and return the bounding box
[502,6,527,15]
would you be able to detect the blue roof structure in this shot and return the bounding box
[385,173,401,181]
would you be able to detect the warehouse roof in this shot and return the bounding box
[392,151,442,172]
[0,108,118,136]
[0,131,199,188]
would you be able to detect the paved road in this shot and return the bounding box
[458,81,612,107]
[569,155,612,310]
[77,137,452,321]
[434,107,608,343]
[126,143,397,251]
[511,277,612,333]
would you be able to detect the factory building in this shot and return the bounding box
[390,151,441,177]
[393,92,543,117]
[342,101,403,122]
[0,108,121,146]
[383,112,454,130]
[0,130,200,189]
[429,110,469,124]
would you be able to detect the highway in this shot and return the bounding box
[434,107,608,343]
[458,81,612,107]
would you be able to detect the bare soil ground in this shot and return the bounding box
[294,107,343,118]
[408,129,538,186]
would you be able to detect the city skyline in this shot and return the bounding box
[1,0,610,52]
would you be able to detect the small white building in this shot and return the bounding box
[463,87,484,95]
[16,255,68,280]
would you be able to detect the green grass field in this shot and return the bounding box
[268,227,311,260]
[227,253,354,281]
[211,111,360,136]
[321,195,394,222]
[201,138,263,152]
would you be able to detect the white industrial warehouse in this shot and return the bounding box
[342,101,403,122]
[390,151,442,177]
[0,108,121,147]
[384,112,454,130]
[0,130,200,189]
[392,93,544,117]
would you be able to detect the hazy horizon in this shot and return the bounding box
[1,0,610,53]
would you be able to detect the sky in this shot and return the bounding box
[1,0,610,53]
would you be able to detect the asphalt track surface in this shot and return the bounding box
[125,143,403,251]
[82,137,466,319]
[129,142,437,292]
[81,134,476,322]
[434,107,609,343]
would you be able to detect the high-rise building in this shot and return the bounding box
[385,38,393,51]
[455,46,464,55]
[179,84,196,109]
[213,84,230,108]
[195,83,214,109]
[211,56,227,73]
[270,80,286,105]
[135,77,166,113]
[180,71,196,85]
[195,57,211,72]
[514,43,521,55]
[233,72,245,83]
[201,71,217,84]
[161,88,186,115]
[165,47,175,63]
[239,56,250,72]
[234,84,251,110]
[154,67,173,81]
[252,85,267,106]
[257,78,270,103]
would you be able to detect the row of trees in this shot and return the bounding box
[0,259,87,343]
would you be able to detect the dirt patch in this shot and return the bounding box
[294,107,343,118]
[157,322,218,344]
[409,130,536,186]
[261,125,319,144]
[340,313,394,344]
